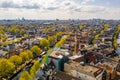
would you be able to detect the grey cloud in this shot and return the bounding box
[0,1,40,9]
[64,2,71,6]
[74,6,106,13]
[86,8,105,13]
[1,1,19,8]
[21,4,40,9]
[46,7,59,10]
[74,8,81,12]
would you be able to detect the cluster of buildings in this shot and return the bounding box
[35,19,120,80]
[0,19,120,80]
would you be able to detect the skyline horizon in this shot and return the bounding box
[0,0,120,20]
[0,17,120,20]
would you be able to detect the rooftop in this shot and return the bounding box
[65,61,103,77]
[0,50,8,56]
[52,70,81,80]
[69,54,83,60]
[49,49,70,59]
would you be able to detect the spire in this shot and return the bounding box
[74,32,77,55]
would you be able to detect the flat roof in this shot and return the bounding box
[49,50,70,59]
[66,61,103,77]
[69,54,83,60]
[52,70,81,80]
[0,50,8,56]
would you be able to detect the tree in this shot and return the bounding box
[55,35,68,47]
[0,58,15,78]
[19,71,32,80]
[19,52,29,62]
[25,50,33,59]
[40,38,50,48]
[55,41,62,47]
[31,45,41,57]
[19,50,33,63]
[79,25,84,30]
[104,23,109,30]
[20,29,25,35]
[48,36,54,43]
[0,30,6,41]
[30,61,41,78]
[113,24,120,49]
[56,32,63,38]
[23,34,28,39]
[91,23,109,44]
[42,56,46,63]
[34,61,41,70]
[30,66,36,78]
[9,55,22,67]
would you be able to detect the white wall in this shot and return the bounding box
[71,70,102,80]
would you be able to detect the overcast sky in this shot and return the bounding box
[0,0,120,20]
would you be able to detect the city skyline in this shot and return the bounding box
[0,0,120,20]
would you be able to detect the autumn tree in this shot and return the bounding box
[9,55,22,67]
[23,34,28,39]
[31,45,41,57]
[48,36,55,43]
[20,29,25,35]
[79,24,84,30]
[56,32,63,38]
[30,61,41,78]
[113,24,120,49]
[25,50,33,59]
[91,23,109,44]
[55,35,69,47]
[0,58,15,78]
[40,38,50,48]
[19,50,33,63]
[19,71,32,80]
[0,29,6,41]
[104,23,109,30]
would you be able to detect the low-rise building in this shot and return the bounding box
[50,70,81,80]
[64,61,103,80]
[98,64,116,80]
[0,50,9,58]
[48,49,70,71]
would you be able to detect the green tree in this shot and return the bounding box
[0,58,15,78]
[9,55,22,67]
[31,45,41,57]
[19,71,32,80]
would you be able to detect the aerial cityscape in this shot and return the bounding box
[0,0,120,80]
